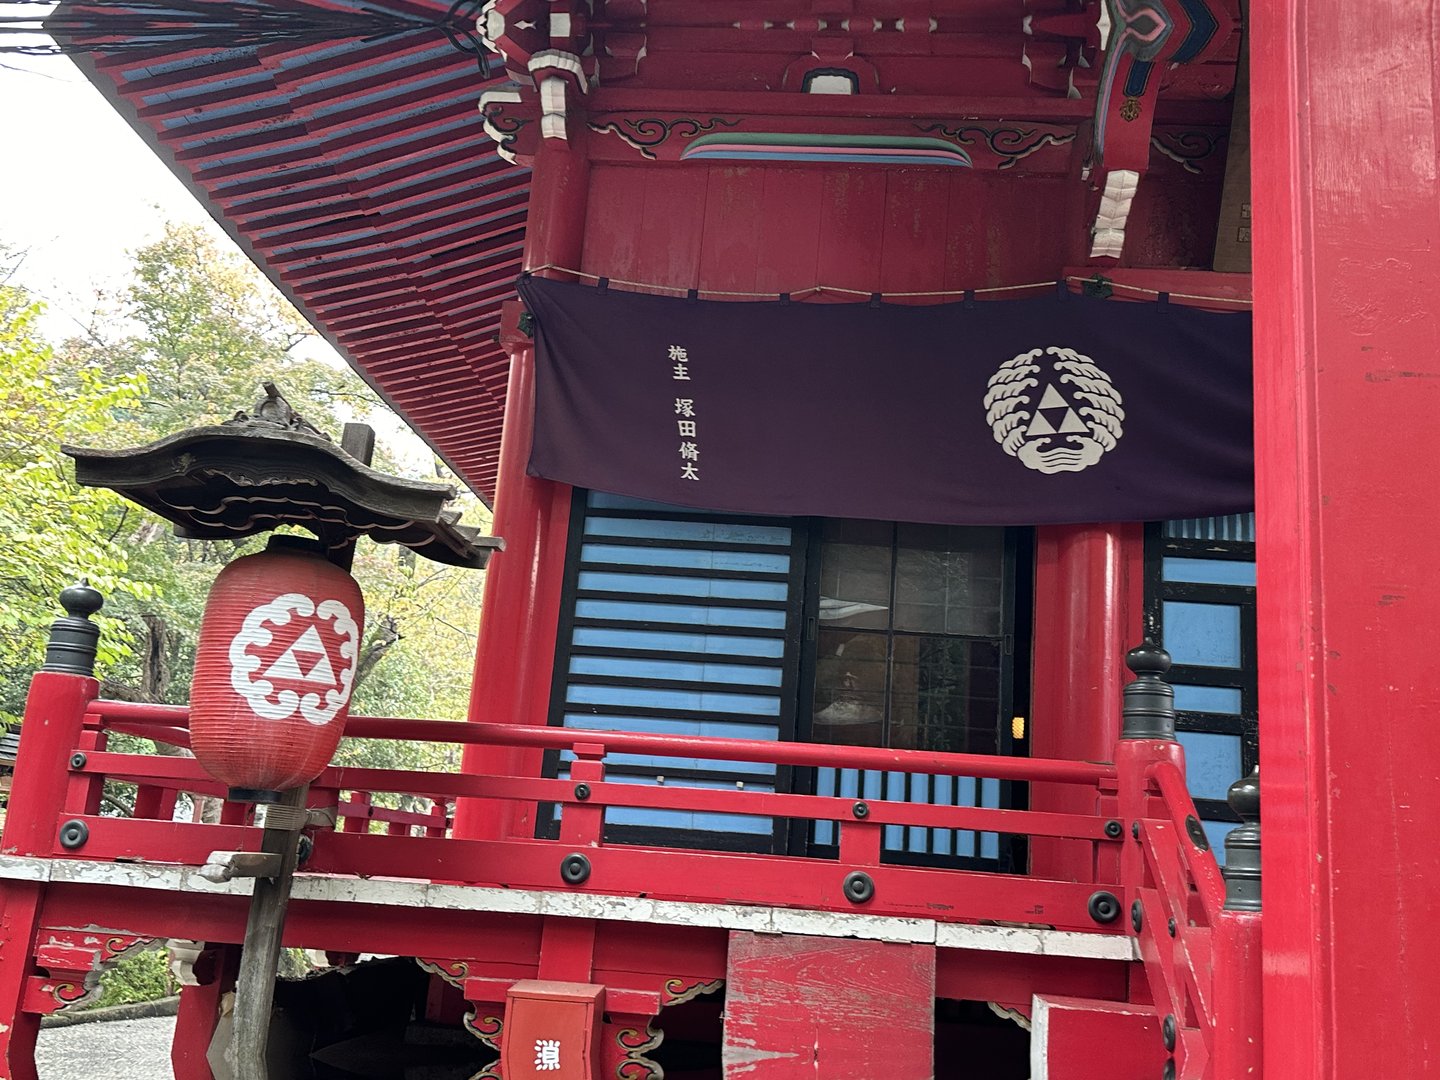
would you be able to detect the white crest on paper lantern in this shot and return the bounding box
[228,593,360,726]
[983,346,1125,474]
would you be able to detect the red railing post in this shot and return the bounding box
[559,742,606,847]
[2,586,105,858]
[1114,644,1195,1076]
[0,586,105,1080]
[1212,770,1262,1080]
[1114,644,1186,906]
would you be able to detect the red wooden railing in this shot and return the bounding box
[1,648,1261,1077]
[28,696,1126,932]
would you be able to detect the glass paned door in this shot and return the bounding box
[802,521,1027,869]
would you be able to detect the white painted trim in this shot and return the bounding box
[1032,994,1052,1080]
[0,855,1137,961]
[935,922,1136,961]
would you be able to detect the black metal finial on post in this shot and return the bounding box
[1121,642,1176,740]
[40,583,104,677]
[1222,768,1261,912]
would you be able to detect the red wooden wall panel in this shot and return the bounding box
[754,167,825,295]
[722,932,935,1079]
[697,166,766,295]
[579,160,1203,300]
[879,170,951,297]
[815,169,888,296]
[634,165,711,291]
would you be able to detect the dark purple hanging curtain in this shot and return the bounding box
[518,277,1253,526]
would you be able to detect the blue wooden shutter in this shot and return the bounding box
[547,491,805,851]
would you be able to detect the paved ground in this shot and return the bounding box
[37,1015,176,1079]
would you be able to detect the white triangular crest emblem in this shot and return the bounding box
[1037,384,1069,409]
[262,625,337,687]
[1026,411,1058,437]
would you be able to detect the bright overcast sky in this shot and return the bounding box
[0,50,217,332]
[0,35,439,473]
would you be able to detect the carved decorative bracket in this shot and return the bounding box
[24,930,155,1015]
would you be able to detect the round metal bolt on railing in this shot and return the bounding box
[560,852,592,886]
[842,871,875,905]
[1163,1059,1176,1080]
[1087,890,1121,924]
[573,783,591,801]
[1167,917,1176,938]
[1185,815,1209,851]
[1132,821,1141,840]
[1104,819,1123,838]
[852,801,869,819]
[69,752,87,770]
[1131,899,1144,934]
[58,819,90,850]
[1162,1014,1177,1051]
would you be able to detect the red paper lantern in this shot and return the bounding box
[190,535,365,801]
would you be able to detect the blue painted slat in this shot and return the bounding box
[568,655,784,687]
[567,684,781,716]
[571,626,785,658]
[574,599,787,629]
[565,749,777,777]
[580,543,792,574]
[577,570,788,602]
[1162,557,1257,587]
[1177,732,1243,801]
[814,769,837,845]
[565,715,781,744]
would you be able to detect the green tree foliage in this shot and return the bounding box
[93,947,177,1009]
[0,270,153,723]
[4,226,489,774]
[75,223,377,446]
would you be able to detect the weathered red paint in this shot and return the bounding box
[1,673,98,857]
[722,932,934,1079]
[1252,2,1440,1077]
[0,670,99,1080]
[171,946,239,1080]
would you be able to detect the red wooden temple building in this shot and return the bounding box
[0,1,1429,1078]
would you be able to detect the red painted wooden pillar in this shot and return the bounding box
[454,139,590,842]
[1029,524,1144,882]
[1252,3,1440,1077]
[0,670,98,1080]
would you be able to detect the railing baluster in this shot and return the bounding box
[559,742,606,848]
[1212,769,1262,1080]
